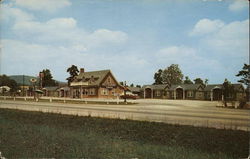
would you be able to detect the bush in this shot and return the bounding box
[238,98,246,109]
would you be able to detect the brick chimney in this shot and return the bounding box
[80,68,85,73]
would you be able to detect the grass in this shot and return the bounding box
[0,108,249,159]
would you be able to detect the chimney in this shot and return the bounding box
[80,68,85,73]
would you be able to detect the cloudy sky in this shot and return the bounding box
[0,0,249,85]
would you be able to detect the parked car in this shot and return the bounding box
[120,92,138,100]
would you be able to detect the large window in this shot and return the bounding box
[89,88,96,95]
[101,88,109,95]
[156,90,161,96]
[187,91,193,97]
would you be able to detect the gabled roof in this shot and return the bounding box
[58,86,70,91]
[204,83,244,91]
[232,84,244,91]
[74,70,110,86]
[128,87,141,92]
[142,84,169,90]
[43,86,59,91]
[169,84,204,91]
[73,69,122,87]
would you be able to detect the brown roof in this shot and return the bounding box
[74,69,122,87]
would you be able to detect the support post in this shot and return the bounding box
[174,90,176,100]
[151,89,153,99]
[210,91,213,101]
[144,88,145,99]
[183,90,185,100]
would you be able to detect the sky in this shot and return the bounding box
[0,0,249,86]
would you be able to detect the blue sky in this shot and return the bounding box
[0,0,249,85]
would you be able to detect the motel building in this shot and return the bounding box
[141,83,245,101]
[70,69,124,99]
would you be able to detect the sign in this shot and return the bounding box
[30,78,37,83]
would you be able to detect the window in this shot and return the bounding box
[89,88,96,95]
[187,91,193,97]
[156,90,161,96]
[107,77,111,84]
[83,89,88,95]
[101,88,108,95]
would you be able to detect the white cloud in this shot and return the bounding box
[189,19,224,36]
[190,18,249,57]
[13,17,128,49]
[155,45,224,80]
[229,0,248,12]
[204,19,249,56]
[13,0,71,12]
[158,46,196,57]
[0,4,34,22]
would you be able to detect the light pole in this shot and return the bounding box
[124,81,127,103]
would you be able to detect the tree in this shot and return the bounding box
[204,79,209,85]
[130,83,134,87]
[222,79,235,107]
[161,64,183,85]
[193,78,204,85]
[119,82,124,86]
[153,69,163,85]
[136,85,141,88]
[66,65,79,86]
[183,76,193,84]
[40,69,57,87]
[0,75,18,93]
[236,63,250,86]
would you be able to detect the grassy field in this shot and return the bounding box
[0,108,249,159]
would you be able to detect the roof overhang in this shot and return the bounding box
[70,81,89,86]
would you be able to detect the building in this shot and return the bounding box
[127,87,141,97]
[70,69,124,99]
[141,83,245,101]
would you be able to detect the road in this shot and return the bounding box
[0,98,249,131]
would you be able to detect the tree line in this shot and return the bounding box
[153,64,208,86]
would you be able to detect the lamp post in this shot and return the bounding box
[30,78,37,100]
[124,81,127,103]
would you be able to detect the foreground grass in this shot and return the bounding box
[0,108,249,159]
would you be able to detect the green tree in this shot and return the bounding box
[193,78,204,85]
[153,69,163,85]
[205,79,209,85]
[236,63,250,86]
[66,65,79,86]
[161,64,183,85]
[136,85,141,88]
[40,69,57,87]
[183,76,193,84]
[222,79,235,107]
[0,75,18,93]
[130,83,134,87]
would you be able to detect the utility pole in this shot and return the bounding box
[124,81,127,103]
[22,75,25,96]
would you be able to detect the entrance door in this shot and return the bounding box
[176,88,183,99]
[213,88,222,100]
[145,88,152,98]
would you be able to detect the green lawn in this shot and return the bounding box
[0,108,249,159]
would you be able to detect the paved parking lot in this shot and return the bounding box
[0,97,249,131]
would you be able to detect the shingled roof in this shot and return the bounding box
[73,69,120,87]
[142,84,169,90]
[169,84,204,90]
